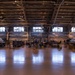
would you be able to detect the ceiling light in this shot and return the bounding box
[15,0,17,3]
[13,1,17,4]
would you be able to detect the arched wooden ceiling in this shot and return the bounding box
[0,0,75,26]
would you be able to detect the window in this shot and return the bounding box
[71,27,75,32]
[14,27,24,32]
[0,27,5,32]
[33,27,43,33]
[52,27,63,32]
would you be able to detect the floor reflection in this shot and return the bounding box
[13,48,25,64]
[70,52,75,63]
[32,50,44,64]
[0,48,75,75]
[52,48,63,64]
[0,50,6,64]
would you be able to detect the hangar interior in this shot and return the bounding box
[0,0,75,75]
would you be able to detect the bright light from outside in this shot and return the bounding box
[71,27,75,32]
[52,27,63,32]
[14,27,24,32]
[33,27,43,33]
[0,27,5,32]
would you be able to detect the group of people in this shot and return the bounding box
[25,37,62,49]
[0,37,64,49]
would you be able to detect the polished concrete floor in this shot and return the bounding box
[0,47,75,75]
